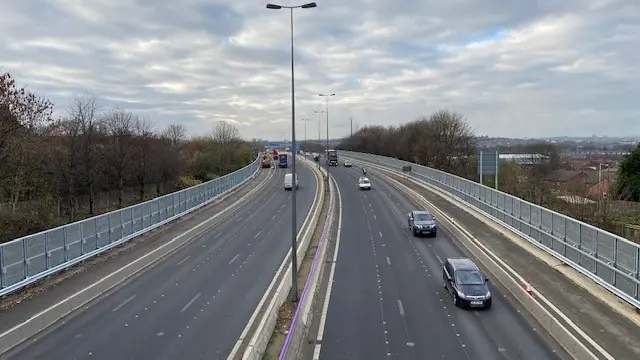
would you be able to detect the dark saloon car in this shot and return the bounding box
[407,210,437,237]
[442,257,492,309]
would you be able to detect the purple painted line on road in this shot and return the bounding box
[279,174,336,360]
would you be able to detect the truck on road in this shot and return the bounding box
[326,149,338,166]
[261,152,271,168]
[278,153,288,168]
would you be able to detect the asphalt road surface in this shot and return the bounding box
[316,165,562,360]
[6,163,318,360]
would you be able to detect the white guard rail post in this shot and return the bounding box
[338,150,640,310]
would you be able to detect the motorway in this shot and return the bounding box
[5,162,318,360]
[314,165,564,360]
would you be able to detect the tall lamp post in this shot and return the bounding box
[266,1,317,302]
[314,109,324,169]
[318,93,335,175]
[301,117,309,142]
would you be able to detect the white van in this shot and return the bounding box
[284,173,299,190]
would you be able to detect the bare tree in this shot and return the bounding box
[50,116,83,220]
[69,94,101,214]
[211,120,240,144]
[341,109,477,179]
[424,110,477,175]
[100,108,136,208]
[211,121,241,174]
[162,123,187,149]
[133,117,155,201]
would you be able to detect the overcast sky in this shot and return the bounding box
[1,0,639,140]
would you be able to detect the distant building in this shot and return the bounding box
[499,153,549,166]
[545,169,615,198]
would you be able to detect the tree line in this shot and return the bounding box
[336,109,640,234]
[338,110,478,179]
[0,72,256,242]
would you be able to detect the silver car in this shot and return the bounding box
[408,210,437,237]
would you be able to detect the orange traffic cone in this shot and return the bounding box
[525,281,533,296]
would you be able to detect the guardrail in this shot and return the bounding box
[339,150,640,309]
[0,156,262,297]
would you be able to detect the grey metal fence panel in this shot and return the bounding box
[339,150,640,308]
[0,156,261,296]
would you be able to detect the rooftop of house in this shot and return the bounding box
[546,169,617,185]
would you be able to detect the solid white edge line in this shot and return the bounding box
[0,166,276,343]
[362,159,614,360]
[313,174,343,360]
[226,156,322,360]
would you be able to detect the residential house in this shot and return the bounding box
[545,169,614,197]
[561,157,616,172]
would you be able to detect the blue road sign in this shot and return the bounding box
[295,145,301,152]
[268,142,280,148]
[477,151,499,175]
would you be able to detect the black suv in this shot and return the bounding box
[407,210,437,237]
[442,257,492,309]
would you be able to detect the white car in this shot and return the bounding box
[358,177,371,190]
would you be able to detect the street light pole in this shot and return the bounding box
[314,109,324,169]
[318,93,335,175]
[303,117,307,142]
[266,1,317,302]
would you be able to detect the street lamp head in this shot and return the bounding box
[266,3,282,9]
[301,2,317,8]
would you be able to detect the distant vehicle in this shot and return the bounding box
[344,161,352,167]
[326,149,338,166]
[358,177,371,190]
[312,152,320,162]
[284,173,298,190]
[278,153,288,168]
[285,147,290,152]
[408,210,437,237]
[273,148,279,160]
[261,153,271,168]
[305,152,310,157]
[443,257,492,309]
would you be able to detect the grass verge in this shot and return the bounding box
[261,179,331,360]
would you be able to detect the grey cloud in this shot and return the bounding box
[1,0,639,140]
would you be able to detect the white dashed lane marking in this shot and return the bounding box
[112,295,136,312]
[362,198,391,358]
[177,256,191,266]
[180,293,201,313]
[377,178,471,352]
